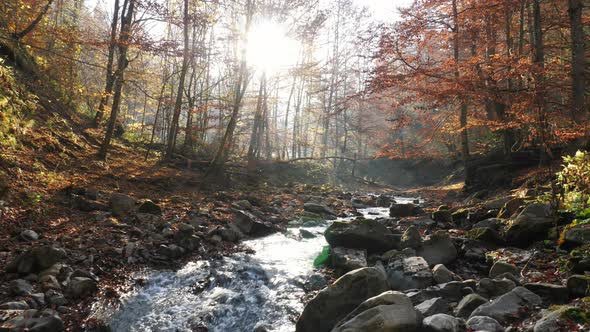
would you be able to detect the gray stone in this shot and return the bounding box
[432,264,459,284]
[1,310,64,332]
[6,246,67,274]
[401,226,422,249]
[10,279,33,296]
[504,203,554,246]
[472,218,503,231]
[466,316,504,332]
[333,291,420,332]
[455,293,487,318]
[46,290,67,306]
[432,210,453,223]
[20,230,39,241]
[109,193,136,217]
[470,286,542,323]
[422,314,465,332]
[39,275,61,291]
[303,202,335,215]
[489,261,519,278]
[299,229,316,239]
[387,256,433,291]
[67,277,97,298]
[331,247,367,272]
[561,224,590,248]
[233,200,253,210]
[232,209,274,236]
[390,203,419,217]
[534,306,578,332]
[0,300,29,310]
[219,227,242,242]
[137,200,162,215]
[417,231,457,266]
[524,283,569,304]
[296,267,389,332]
[415,297,449,317]
[304,274,328,291]
[325,218,395,253]
[566,274,590,297]
[477,278,516,298]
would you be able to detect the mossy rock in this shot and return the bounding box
[466,227,503,244]
[451,209,469,223]
[300,211,323,222]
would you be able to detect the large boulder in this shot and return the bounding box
[295,267,389,332]
[109,193,136,217]
[401,226,422,249]
[1,309,64,332]
[416,231,457,266]
[503,203,554,246]
[325,218,395,253]
[390,203,419,217]
[524,283,569,304]
[470,286,542,323]
[332,291,420,332]
[232,209,274,236]
[331,247,367,273]
[387,256,433,291]
[560,224,590,249]
[6,246,67,274]
[534,306,584,332]
[303,202,336,216]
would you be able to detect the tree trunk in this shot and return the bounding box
[568,0,586,123]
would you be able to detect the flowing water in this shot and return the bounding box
[96,197,419,332]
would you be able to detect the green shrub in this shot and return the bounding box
[557,150,590,212]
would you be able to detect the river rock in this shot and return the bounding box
[432,210,452,223]
[390,203,419,217]
[10,279,33,296]
[455,293,487,318]
[67,277,97,298]
[20,230,39,241]
[524,283,569,304]
[416,231,457,266]
[331,247,367,272]
[466,227,503,244]
[566,274,590,297]
[422,314,465,332]
[109,193,136,217]
[415,297,449,317]
[299,229,316,239]
[0,300,29,310]
[473,218,503,231]
[401,226,422,249]
[295,267,389,332]
[503,203,554,246]
[533,306,580,332]
[477,278,516,298]
[324,218,395,253]
[375,195,392,207]
[137,200,162,215]
[6,246,67,274]
[332,291,420,332]
[466,316,504,332]
[432,264,459,284]
[232,209,274,236]
[303,202,335,215]
[387,256,433,291]
[1,309,64,332]
[498,197,526,219]
[560,224,590,249]
[469,286,542,322]
[489,261,519,278]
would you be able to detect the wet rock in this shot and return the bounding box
[432,210,452,223]
[303,202,335,216]
[390,203,419,217]
[46,290,67,306]
[67,277,97,298]
[473,218,503,231]
[422,314,465,332]
[477,278,516,298]
[10,279,33,296]
[375,195,392,208]
[296,267,389,332]
[386,256,433,291]
[466,316,504,332]
[566,274,590,297]
[503,203,554,246]
[400,226,422,249]
[489,261,519,278]
[560,224,590,249]
[416,231,457,266]
[137,200,162,215]
[232,210,274,236]
[470,286,542,323]
[6,246,67,274]
[524,283,569,304]
[332,291,420,332]
[299,229,316,239]
[415,297,449,317]
[109,193,136,217]
[451,209,469,223]
[0,300,29,310]
[324,218,395,253]
[432,264,460,284]
[219,227,243,242]
[331,247,367,272]
[304,274,328,291]
[158,244,185,259]
[455,293,487,318]
[20,230,39,241]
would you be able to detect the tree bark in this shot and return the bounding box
[568,0,586,123]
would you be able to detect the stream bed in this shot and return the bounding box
[94,197,418,332]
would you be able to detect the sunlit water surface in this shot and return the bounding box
[97,197,419,332]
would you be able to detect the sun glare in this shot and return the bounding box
[246,20,300,74]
